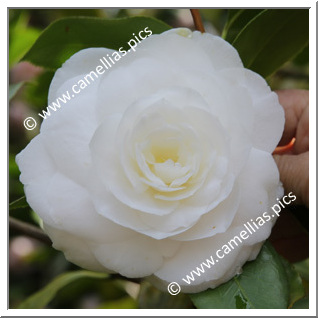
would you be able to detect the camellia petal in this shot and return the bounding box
[16,27,285,293]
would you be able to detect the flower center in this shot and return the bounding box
[150,138,180,164]
[152,159,189,185]
[137,134,194,188]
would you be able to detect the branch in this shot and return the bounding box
[9,216,52,246]
[190,9,205,33]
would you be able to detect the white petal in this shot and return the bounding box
[92,235,181,278]
[136,28,242,73]
[45,171,136,242]
[48,47,115,102]
[96,57,181,117]
[219,68,285,153]
[152,226,258,293]
[16,135,55,185]
[191,30,243,70]
[44,224,107,272]
[92,236,163,277]
[172,183,240,241]
[231,148,282,245]
[252,91,285,153]
[16,136,56,226]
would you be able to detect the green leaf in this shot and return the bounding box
[9,82,24,101]
[231,9,309,78]
[222,9,265,43]
[279,257,305,308]
[293,258,309,281]
[9,154,21,178]
[138,281,193,309]
[190,242,289,309]
[24,71,55,109]
[22,16,171,70]
[291,296,309,309]
[17,270,108,309]
[9,12,41,68]
[293,44,309,66]
[98,296,138,309]
[9,196,29,210]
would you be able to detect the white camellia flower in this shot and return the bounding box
[16,28,284,293]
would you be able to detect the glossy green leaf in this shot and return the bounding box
[231,9,309,77]
[279,257,305,308]
[222,9,265,43]
[293,258,309,281]
[9,196,29,210]
[293,44,309,66]
[17,270,108,309]
[291,296,309,309]
[190,242,289,309]
[9,82,24,101]
[23,16,171,70]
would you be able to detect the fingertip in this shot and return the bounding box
[275,89,309,147]
[273,152,309,207]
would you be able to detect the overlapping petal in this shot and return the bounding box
[16,28,284,293]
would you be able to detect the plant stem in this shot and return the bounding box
[9,216,52,245]
[190,9,205,33]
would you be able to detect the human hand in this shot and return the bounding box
[273,89,309,207]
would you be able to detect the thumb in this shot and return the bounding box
[273,152,309,207]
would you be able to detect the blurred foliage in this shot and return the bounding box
[9,196,28,210]
[279,256,305,308]
[9,82,24,101]
[138,281,194,308]
[18,271,109,309]
[24,71,55,110]
[9,8,309,309]
[9,12,41,68]
[292,258,309,307]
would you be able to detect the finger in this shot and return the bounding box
[294,104,309,154]
[273,152,309,207]
[275,89,309,147]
